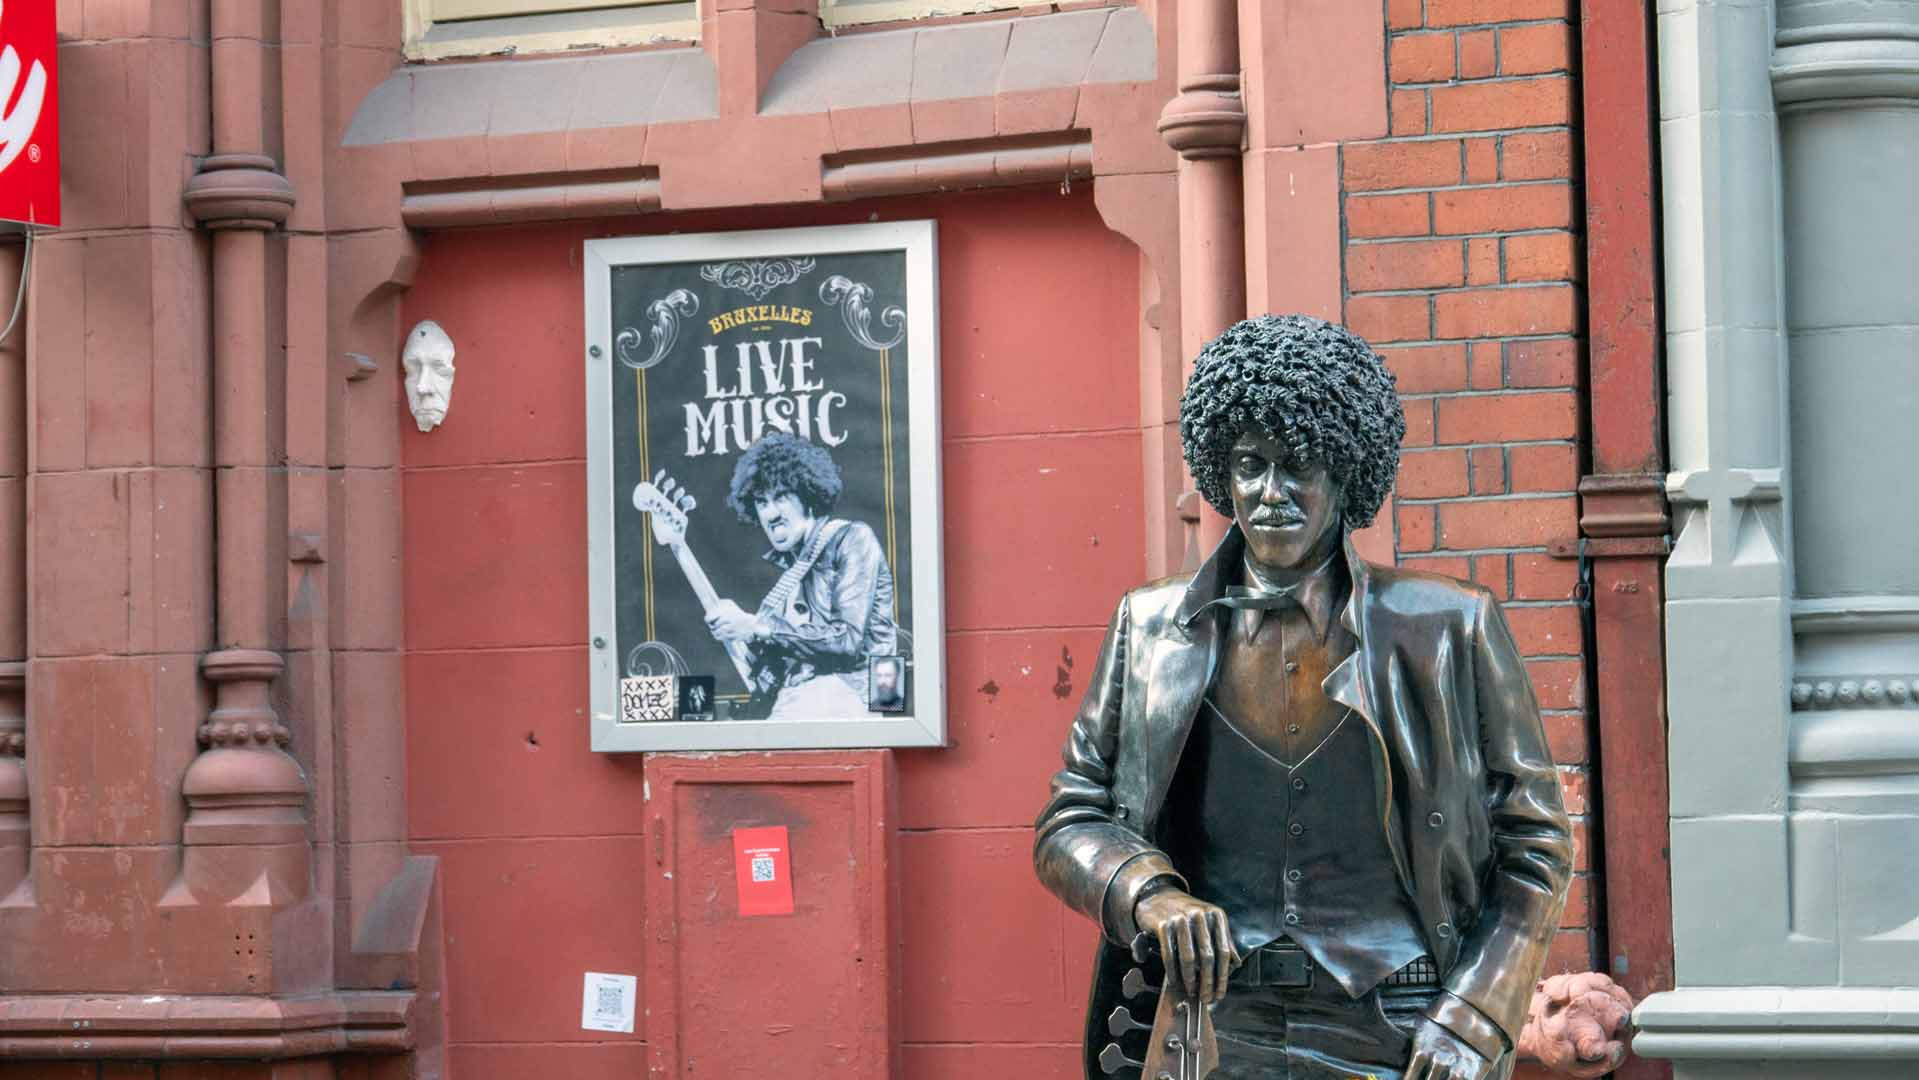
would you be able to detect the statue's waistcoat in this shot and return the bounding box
[1164,699,1427,996]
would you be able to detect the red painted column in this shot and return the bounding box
[1577,3,1673,1078]
[1158,0,1246,558]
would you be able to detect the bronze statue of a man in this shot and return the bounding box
[1035,315,1572,1080]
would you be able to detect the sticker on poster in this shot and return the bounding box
[678,675,717,721]
[733,825,795,917]
[867,655,908,713]
[619,674,675,723]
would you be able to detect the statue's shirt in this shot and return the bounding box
[1164,557,1428,998]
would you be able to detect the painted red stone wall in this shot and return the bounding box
[399,186,1145,1080]
[1345,0,1597,981]
[399,7,1612,1079]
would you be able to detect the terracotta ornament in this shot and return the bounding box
[1515,972,1635,1078]
[1035,314,1574,1080]
[403,319,456,432]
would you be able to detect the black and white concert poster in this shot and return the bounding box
[586,222,943,751]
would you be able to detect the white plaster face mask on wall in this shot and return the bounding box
[403,320,456,433]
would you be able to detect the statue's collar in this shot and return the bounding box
[1177,525,1373,640]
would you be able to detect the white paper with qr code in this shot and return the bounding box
[619,675,675,724]
[580,971,637,1033]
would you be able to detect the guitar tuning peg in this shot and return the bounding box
[678,494,696,512]
[652,470,666,485]
[1122,968,1159,999]
[1107,1005,1152,1037]
[1098,1042,1143,1076]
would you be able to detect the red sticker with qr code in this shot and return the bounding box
[733,826,795,917]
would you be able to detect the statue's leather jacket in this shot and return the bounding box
[1033,526,1572,1073]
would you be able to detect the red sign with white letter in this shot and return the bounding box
[0,1,56,227]
[732,826,796,917]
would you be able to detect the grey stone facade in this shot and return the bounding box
[1637,0,1919,1074]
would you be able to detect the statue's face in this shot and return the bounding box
[754,490,816,554]
[1228,429,1344,573]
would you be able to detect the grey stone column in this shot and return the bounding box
[1637,2,1919,1076]
[1776,0,1919,997]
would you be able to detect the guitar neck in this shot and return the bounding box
[666,540,724,614]
[662,537,757,688]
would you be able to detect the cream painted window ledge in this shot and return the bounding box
[405,1,698,61]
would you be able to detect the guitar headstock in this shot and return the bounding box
[1140,986,1219,1080]
[632,470,696,547]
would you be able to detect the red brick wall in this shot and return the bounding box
[1350,0,1595,980]
[399,187,1142,1080]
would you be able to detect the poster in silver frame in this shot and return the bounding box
[584,221,944,752]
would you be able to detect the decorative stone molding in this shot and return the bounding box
[822,135,1092,202]
[199,650,292,750]
[1789,709,1919,783]
[1156,74,1246,159]
[1792,677,1919,711]
[184,154,296,231]
[1793,596,1919,636]
[1665,466,1783,575]
[1773,22,1919,108]
[0,990,413,1058]
[1635,986,1919,1060]
[400,171,661,230]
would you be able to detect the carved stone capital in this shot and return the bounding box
[184,154,296,231]
[200,648,290,750]
[1157,75,1247,160]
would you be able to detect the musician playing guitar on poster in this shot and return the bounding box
[636,432,899,720]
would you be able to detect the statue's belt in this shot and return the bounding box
[1231,942,1441,990]
[1233,941,1314,988]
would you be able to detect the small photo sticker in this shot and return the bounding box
[678,675,717,721]
[867,655,908,713]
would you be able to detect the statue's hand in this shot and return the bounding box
[1133,888,1239,1004]
[1405,1018,1491,1080]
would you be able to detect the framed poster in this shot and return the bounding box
[584,221,943,752]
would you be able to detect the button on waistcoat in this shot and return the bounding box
[1163,699,1429,998]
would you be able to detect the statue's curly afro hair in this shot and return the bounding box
[1179,314,1405,530]
[726,432,844,525]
